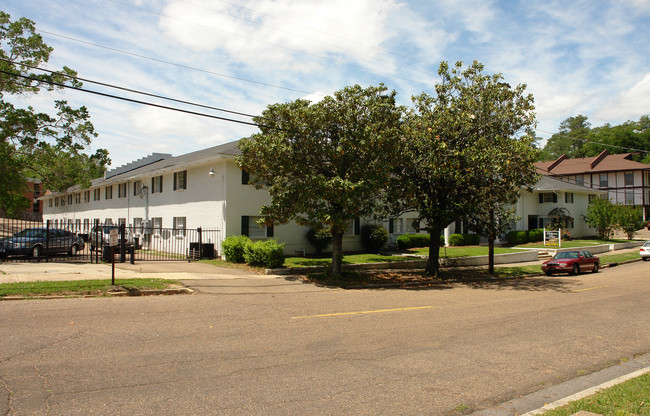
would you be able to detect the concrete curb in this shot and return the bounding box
[0,287,194,301]
[521,366,650,415]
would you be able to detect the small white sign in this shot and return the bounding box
[109,229,119,247]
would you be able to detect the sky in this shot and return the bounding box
[4,0,650,169]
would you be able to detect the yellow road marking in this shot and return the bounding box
[292,305,437,320]
[570,285,610,293]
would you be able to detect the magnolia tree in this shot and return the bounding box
[397,61,538,277]
[237,84,403,276]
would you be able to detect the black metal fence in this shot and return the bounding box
[0,217,221,263]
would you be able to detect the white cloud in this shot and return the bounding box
[595,73,650,121]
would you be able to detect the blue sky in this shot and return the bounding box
[4,0,650,167]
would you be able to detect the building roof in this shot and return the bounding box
[535,149,650,175]
[532,175,606,194]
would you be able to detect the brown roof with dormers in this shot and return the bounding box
[535,149,650,175]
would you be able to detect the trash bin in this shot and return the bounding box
[101,246,113,263]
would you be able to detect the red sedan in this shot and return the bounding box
[541,250,600,276]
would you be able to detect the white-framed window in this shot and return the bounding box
[84,190,91,203]
[118,218,126,226]
[49,199,53,208]
[243,216,274,238]
[565,192,574,203]
[68,219,73,229]
[60,197,65,207]
[67,195,73,205]
[105,218,113,225]
[105,186,113,200]
[133,180,143,196]
[83,219,90,232]
[405,218,420,233]
[539,192,557,203]
[118,183,127,198]
[152,217,163,236]
[173,217,186,237]
[625,190,635,205]
[75,193,81,204]
[93,189,101,201]
[599,173,608,188]
[173,170,187,191]
[75,219,81,229]
[575,175,584,186]
[151,175,163,193]
[624,172,634,186]
[133,218,143,235]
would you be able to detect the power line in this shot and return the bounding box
[38,29,322,97]
[106,0,434,87]
[0,69,278,130]
[0,57,260,120]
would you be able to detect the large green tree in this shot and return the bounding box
[398,61,538,277]
[0,11,109,217]
[237,84,403,275]
[539,115,593,160]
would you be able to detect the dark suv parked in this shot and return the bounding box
[0,228,85,258]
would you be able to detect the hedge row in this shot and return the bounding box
[505,229,543,245]
[396,233,481,249]
[222,235,285,268]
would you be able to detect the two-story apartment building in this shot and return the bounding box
[42,140,608,255]
[535,150,650,219]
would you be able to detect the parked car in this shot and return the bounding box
[0,228,85,258]
[640,241,650,261]
[541,250,599,276]
[89,225,133,251]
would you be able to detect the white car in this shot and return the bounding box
[641,241,650,261]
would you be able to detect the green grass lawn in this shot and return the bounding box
[284,253,421,268]
[517,238,630,249]
[0,279,179,298]
[599,252,643,264]
[410,246,521,257]
[538,372,650,416]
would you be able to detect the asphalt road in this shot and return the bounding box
[1,262,649,415]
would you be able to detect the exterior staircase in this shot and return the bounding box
[537,250,553,261]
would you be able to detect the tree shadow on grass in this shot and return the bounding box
[285,268,577,293]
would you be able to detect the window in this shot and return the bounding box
[151,176,163,193]
[55,198,59,207]
[105,218,113,225]
[625,190,635,205]
[242,169,250,185]
[565,192,574,203]
[84,190,91,203]
[241,216,274,238]
[599,173,608,188]
[575,175,584,186]
[75,193,81,204]
[133,180,143,196]
[83,219,90,232]
[173,171,187,190]
[67,195,73,204]
[118,218,126,226]
[75,219,81,230]
[152,217,162,236]
[344,218,361,236]
[588,194,597,203]
[133,218,143,235]
[539,193,557,203]
[93,189,101,201]
[405,218,420,233]
[49,199,53,208]
[173,217,186,237]
[624,172,634,186]
[118,183,127,198]
[105,186,113,200]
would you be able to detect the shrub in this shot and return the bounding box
[361,224,388,253]
[243,239,285,268]
[306,227,332,255]
[506,230,529,245]
[221,235,251,263]
[462,233,480,245]
[396,233,431,249]
[449,233,465,246]
[527,229,543,242]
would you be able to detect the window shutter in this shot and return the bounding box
[182,170,187,189]
[151,177,155,193]
[354,218,360,235]
[173,172,177,190]
[266,224,274,237]
[242,170,249,185]
[552,193,557,203]
[538,193,543,203]
[389,219,394,234]
[160,176,163,192]
[241,216,249,236]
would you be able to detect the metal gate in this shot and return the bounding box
[0,218,221,263]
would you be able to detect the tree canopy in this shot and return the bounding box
[397,61,538,277]
[0,11,109,218]
[237,84,403,275]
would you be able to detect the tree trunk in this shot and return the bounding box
[425,226,442,278]
[330,230,344,276]
[488,208,495,275]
